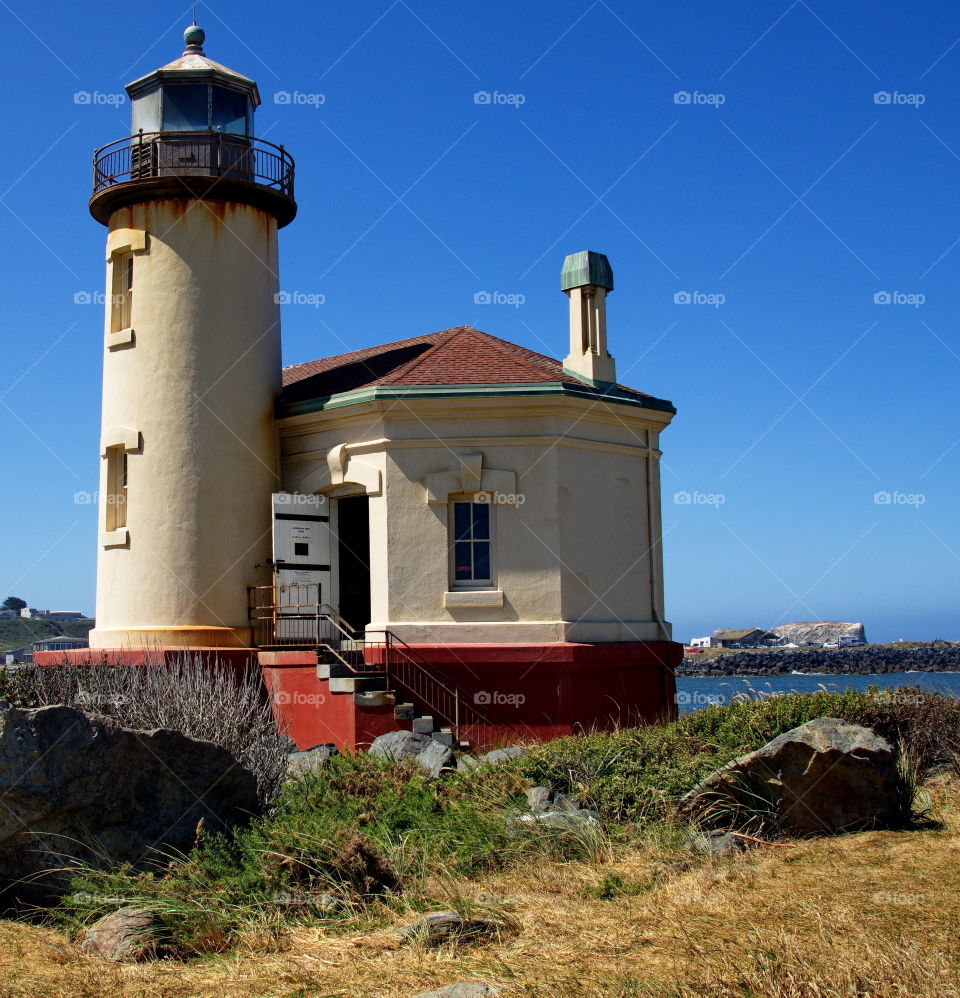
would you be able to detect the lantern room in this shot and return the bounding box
[125,24,258,136]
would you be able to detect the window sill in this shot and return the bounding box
[443,589,504,609]
[101,528,129,548]
[107,327,135,350]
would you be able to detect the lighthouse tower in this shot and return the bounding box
[87,25,296,651]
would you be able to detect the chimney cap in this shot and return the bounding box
[561,250,614,292]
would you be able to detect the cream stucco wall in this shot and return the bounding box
[90,200,281,649]
[279,393,673,645]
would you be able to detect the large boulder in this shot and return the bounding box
[683,717,907,836]
[0,704,259,908]
[369,730,455,776]
[398,910,502,947]
[78,907,170,961]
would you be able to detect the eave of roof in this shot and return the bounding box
[277,380,676,419]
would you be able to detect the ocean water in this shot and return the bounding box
[675,671,960,713]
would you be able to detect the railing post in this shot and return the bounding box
[455,690,460,743]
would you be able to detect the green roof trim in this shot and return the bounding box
[278,380,675,419]
[561,251,614,292]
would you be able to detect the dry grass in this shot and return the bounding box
[3,776,960,998]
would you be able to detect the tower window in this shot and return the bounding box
[105,447,128,531]
[111,252,134,332]
[451,498,492,586]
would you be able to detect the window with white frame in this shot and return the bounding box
[451,497,492,586]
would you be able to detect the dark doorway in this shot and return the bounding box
[336,495,370,637]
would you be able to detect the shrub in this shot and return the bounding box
[2,656,289,805]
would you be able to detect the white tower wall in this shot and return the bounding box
[89,200,281,649]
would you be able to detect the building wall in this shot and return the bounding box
[90,201,281,650]
[279,394,672,645]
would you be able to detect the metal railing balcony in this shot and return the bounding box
[89,130,296,226]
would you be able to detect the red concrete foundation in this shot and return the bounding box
[35,641,682,753]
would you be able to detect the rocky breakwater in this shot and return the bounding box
[678,642,960,677]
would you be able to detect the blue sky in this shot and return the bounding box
[0,0,957,642]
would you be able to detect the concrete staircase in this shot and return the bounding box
[316,650,466,748]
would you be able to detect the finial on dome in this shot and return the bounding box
[183,23,205,55]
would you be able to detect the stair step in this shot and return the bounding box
[394,702,415,721]
[318,660,379,681]
[354,691,395,708]
[411,716,435,735]
[329,674,388,694]
[431,729,455,747]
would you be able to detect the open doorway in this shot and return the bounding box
[336,495,370,638]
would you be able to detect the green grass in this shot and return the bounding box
[52,686,960,955]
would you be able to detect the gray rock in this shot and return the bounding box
[483,746,528,765]
[0,704,259,908]
[526,786,582,813]
[369,730,455,776]
[370,729,434,761]
[417,738,456,777]
[79,907,169,961]
[510,808,601,836]
[398,910,501,947]
[683,717,906,837]
[412,984,501,998]
[456,754,481,773]
[690,829,757,857]
[287,743,340,774]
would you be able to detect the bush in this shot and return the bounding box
[1,656,289,805]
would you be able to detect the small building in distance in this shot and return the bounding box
[30,636,90,655]
[688,636,714,649]
[711,627,781,649]
[770,622,866,647]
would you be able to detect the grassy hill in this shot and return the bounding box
[0,618,94,653]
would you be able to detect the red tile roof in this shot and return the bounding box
[281,326,671,408]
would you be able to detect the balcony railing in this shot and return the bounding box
[93,130,294,196]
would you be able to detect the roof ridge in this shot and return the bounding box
[378,326,555,386]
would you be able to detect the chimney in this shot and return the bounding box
[561,250,616,385]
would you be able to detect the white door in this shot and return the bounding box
[272,493,331,640]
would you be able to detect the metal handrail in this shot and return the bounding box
[92,130,295,198]
[248,586,525,746]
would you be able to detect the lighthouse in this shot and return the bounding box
[87,25,296,651]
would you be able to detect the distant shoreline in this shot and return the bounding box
[676,643,960,678]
